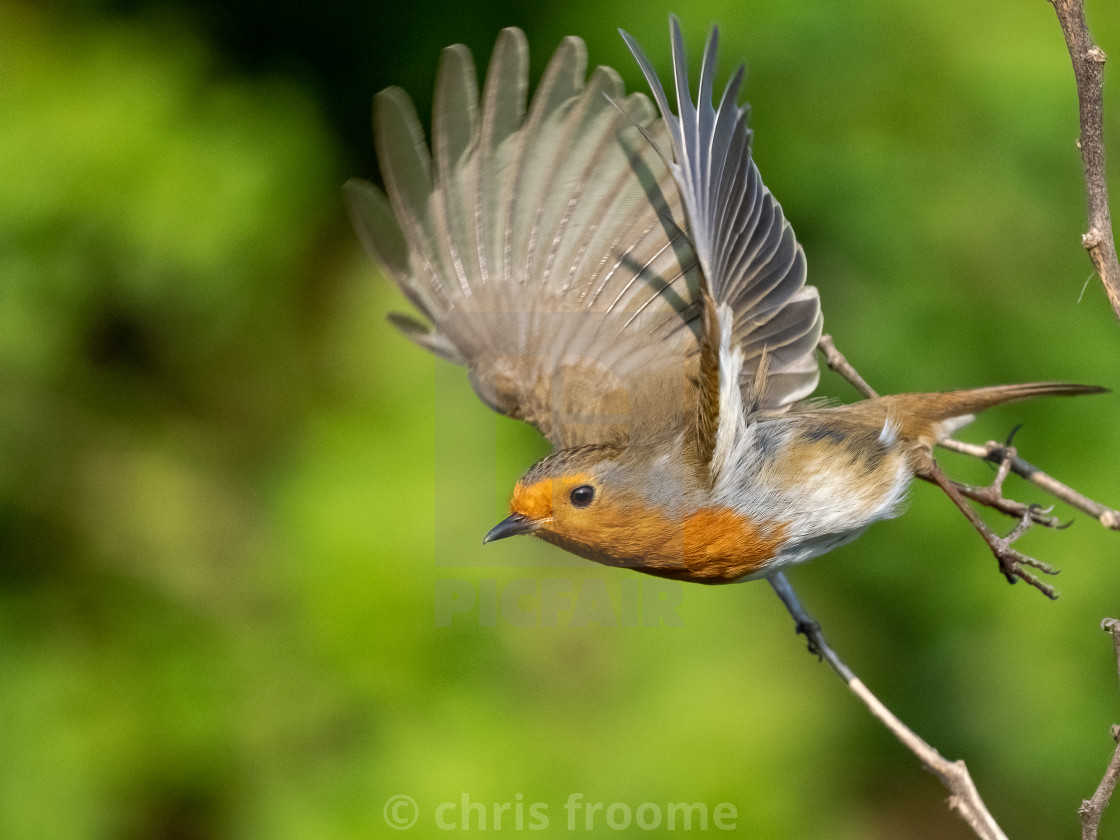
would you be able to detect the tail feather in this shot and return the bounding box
[884,382,1107,445]
[918,382,1105,419]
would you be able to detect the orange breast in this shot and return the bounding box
[540,502,788,585]
[679,508,788,583]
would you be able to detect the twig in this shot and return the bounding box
[919,454,1060,599]
[769,572,853,681]
[939,437,1120,530]
[769,573,1009,840]
[1080,619,1120,840]
[818,334,878,399]
[1048,0,1120,320]
[817,335,1120,530]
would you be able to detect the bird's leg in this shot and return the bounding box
[917,454,1060,599]
[769,573,854,681]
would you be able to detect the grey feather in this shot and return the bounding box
[433,44,481,297]
[386,312,465,363]
[621,16,822,406]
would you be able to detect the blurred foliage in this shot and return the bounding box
[1,0,1119,838]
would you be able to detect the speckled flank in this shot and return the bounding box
[785,421,901,493]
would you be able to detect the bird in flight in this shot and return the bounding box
[346,17,1101,591]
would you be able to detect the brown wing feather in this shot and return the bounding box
[346,29,705,450]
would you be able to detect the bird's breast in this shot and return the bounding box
[677,508,790,582]
[540,503,789,584]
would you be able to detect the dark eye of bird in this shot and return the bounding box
[570,485,595,508]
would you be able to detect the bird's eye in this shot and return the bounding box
[569,485,595,508]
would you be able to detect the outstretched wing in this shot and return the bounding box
[347,23,821,454]
[346,29,704,451]
[621,17,823,474]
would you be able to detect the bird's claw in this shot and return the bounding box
[794,618,825,660]
[989,507,1060,600]
[995,549,1060,599]
[953,479,1063,528]
[949,442,1064,530]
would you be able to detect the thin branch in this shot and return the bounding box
[919,454,1060,599]
[818,334,878,399]
[769,572,853,681]
[769,573,1009,840]
[817,335,1120,530]
[1048,0,1120,320]
[1080,619,1120,840]
[939,437,1120,530]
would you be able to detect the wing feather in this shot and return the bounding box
[621,17,822,410]
[477,28,529,293]
[347,29,703,450]
[432,44,480,297]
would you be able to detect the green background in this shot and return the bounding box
[2,0,1119,837]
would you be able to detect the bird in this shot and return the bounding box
[345,17,1103,588]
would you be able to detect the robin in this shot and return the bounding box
[346,18,1102,590]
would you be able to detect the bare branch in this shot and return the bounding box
[1080,619,1120,839]
[818,334,879,399]
[919,455,1060,598]
[939,438,1120,530]
[791,9,1119,833]
[1048,0,1120,320]
[769,573,1009,840]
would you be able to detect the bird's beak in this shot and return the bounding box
[483,513,538,544]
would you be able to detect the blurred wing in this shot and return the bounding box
[621,17,822,414]
[346,29,704,450]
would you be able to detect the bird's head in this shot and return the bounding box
[484,441,786,583]
[484,444,627,552]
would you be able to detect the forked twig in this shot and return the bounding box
[919,454,1060,599]
[769,573,1008,840]
[940,437,1120,531]
[787,337,1114,833]
[1080,619,1120,839]
[798,7,1116,833]
[1048,0,1120,320]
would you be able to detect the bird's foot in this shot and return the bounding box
[793,617,826,660]
[951,478,1064,529]
[984,505,1060,599]
[950,442,1065,529]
